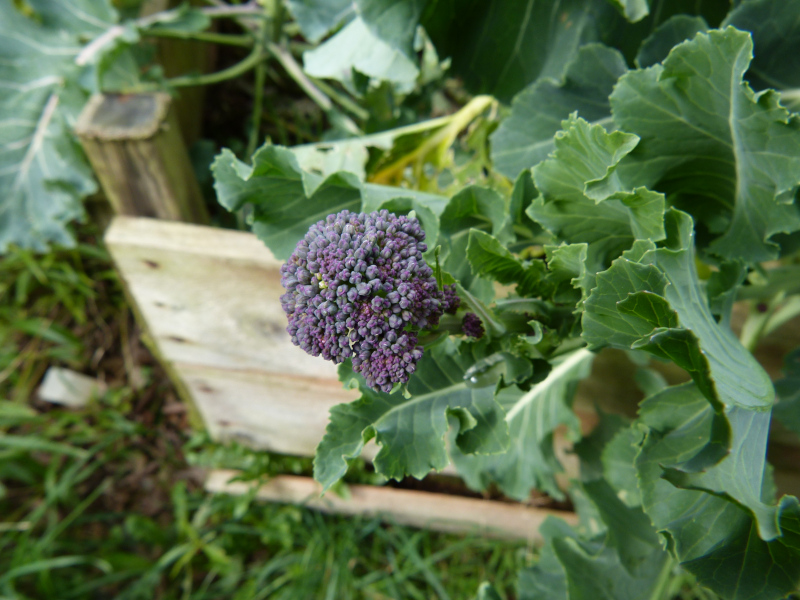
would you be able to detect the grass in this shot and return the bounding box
[0,228,529,599]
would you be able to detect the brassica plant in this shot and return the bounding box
[7,0,800,596]
[214,1,800,598]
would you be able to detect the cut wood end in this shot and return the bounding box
[75,93,172,140]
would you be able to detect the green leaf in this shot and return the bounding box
[0,1,116,252]
[490,44,627,180]
[705,261,747,328]
[723,0,800,97]
[213,146,362,260]
[518,517,578,600]
[303,16,419,87]
[356,0,428,58]
[451,348,592,501]
[521,481,670,600]
[635,15,708,68]
[529,116,665,278]
[551,521,668,600]
[507,169,542,245]
[636,383,800,600]
[422,0,607,102]
[466,230,545,297]
[542,243,590,307]
[612,27,800,262]
[576,479,665,578]
[774,348,800,439]
[439,186,511,303]
[143,4,211,33]
[211,144,446,260]
[285,0,354,43]
[583,210,772,410]
[607,0,649,22]
[584,209,783,539]
[313,339,509,491]
[600,425,642,507]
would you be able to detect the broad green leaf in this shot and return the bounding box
[705,261,747,328]
[439,186,511,303]
[529,116,665,277]
[303,16,419,87]
[213,147,362,260]
[520,481,670,600]
[612,27,800,262]
[573,410,627,482]
[774,348,800,439]
[291,140,373,181]
[551,528,668,600]
[507,169,541,247]
[466,230,545,297]
[211,144,446,260]
[607,0,649,22]
[518,517,578,600]
[636,383,800,600]
[0,0,116,252]
[600,425,642,507]
[542,243,589,307]
[583,211,772,409]
[451,348,592,501]
[723,0,800,98]
[285,0,354,43]
[144,4,211,33]
[584,209,780,537]
[356,0,428,58]
[635,15,708,68]
[576,480,665,578]
[490,44,627,180]
[313,339,509,491]
[422,0,606,103]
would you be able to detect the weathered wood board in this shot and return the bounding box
[206,470,578,542]
[105,216,358,455]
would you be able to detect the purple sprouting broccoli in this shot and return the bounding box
[461,312,485,339]
[280,209,458,392]
[442,284,461,314]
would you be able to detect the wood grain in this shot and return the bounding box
[77,94,208,224]
[205,470,578,542]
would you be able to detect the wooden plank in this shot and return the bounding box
[179,364,354,455]
[205,470,578,542]
[76,95,209,224]
[105,216,359,457]
[105,216,333,376]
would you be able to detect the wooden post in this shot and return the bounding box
[76,93,209,224]
[139,0,215,146]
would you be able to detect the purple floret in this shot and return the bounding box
[461,313,485,339]
[442,284,460,314]
[280,209,456,393]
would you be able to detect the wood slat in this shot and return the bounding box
[205,470,578,542]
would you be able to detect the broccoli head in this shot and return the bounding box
[280,209,458,392]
